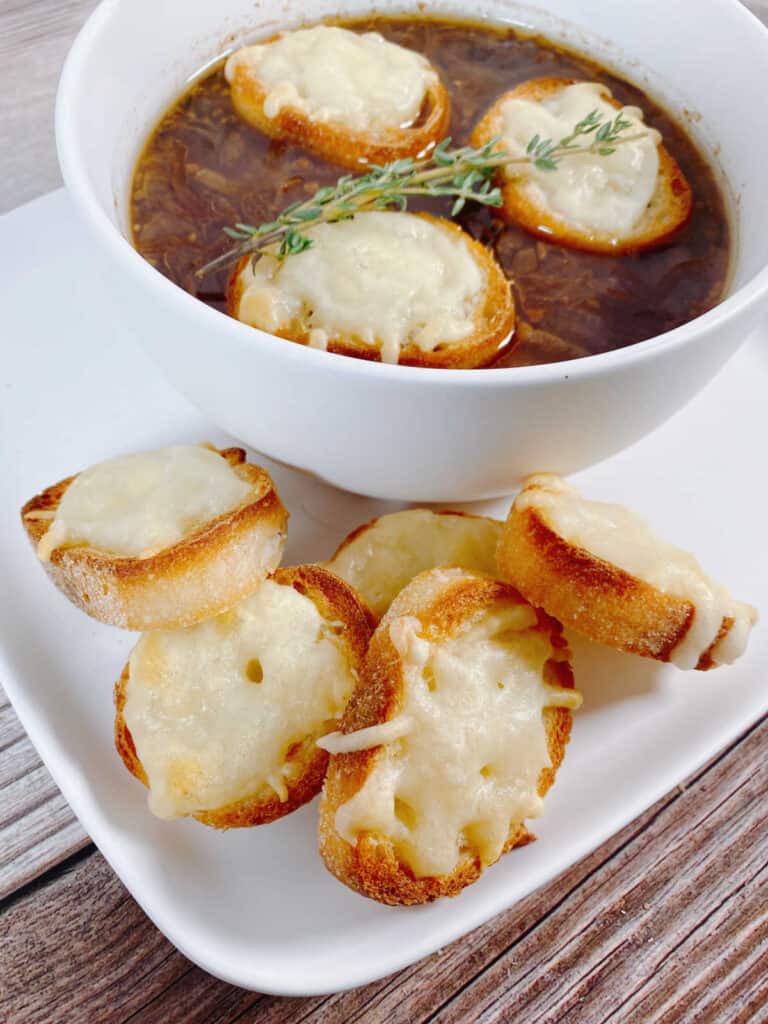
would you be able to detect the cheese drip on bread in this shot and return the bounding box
[333,603,580,878]
[124,580,357,819]
[37,446,253,560]
[233,212,486,365]
[517,474,757,669]
[225,25,438,133]
[498,82,661,237]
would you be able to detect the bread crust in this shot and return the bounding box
[114,564,374,828]
[328,509,502,620]
[318,568,575,904]
[227,214,515,368]
[329,509,495,565]
[496,477,739,669]
[470,77,693,255]
[20,447,288,631]
[227,39,450,172]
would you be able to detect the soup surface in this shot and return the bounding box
[131,16,730,367]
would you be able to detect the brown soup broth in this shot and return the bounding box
[130,16,730,367]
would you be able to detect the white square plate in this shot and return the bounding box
[1,191,766,996]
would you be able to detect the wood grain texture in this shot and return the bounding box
[0,0,98,213]
[2,717,766,1024]
[0,684,90,900]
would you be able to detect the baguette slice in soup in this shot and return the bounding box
[471,78,692,254]
[225,25,450,170]
[227,212,516,367]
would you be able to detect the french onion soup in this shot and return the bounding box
[131,16,730,368]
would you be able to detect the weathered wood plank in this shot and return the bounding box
[0,0,98,212]
[248,803,657,1024]
[428,714,768,1024]
[744,0,768,19]
[0,816,645,1024]
[0,851,265,1024]
[0,685,90,900]
[2,717,764,1024]
[0,780,90,900]
[0,702,27,753]
[118,963,263,1024]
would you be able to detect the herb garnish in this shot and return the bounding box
[196,108,644,278]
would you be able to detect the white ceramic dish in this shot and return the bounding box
[55,0,768,501]
[1,190,767,995]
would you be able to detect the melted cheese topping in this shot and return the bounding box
[329,509,502,617]
[518,475,757,669]
[318,716,413,754]
[234,212,486,365]
[225,26,437,133]
[38,446,253,560]
[334,605,580,878]
[498,82,661,238]
[124,580,356,819]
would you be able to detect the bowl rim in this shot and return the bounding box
[55,0,768,388]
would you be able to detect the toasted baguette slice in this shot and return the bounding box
[328,509,503,618]
[470,78,692,254]
[497,474,757,670]
[225,25,449,171]
[227,212,515,368]
[115,565,373,828]
[318,567,580,905]
[21,445,288,631]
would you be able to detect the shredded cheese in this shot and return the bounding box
[334,603,580,877]
[318,716,413,754]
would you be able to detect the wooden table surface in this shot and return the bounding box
[2,3,767,1021]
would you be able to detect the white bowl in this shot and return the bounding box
[56,0,768,501]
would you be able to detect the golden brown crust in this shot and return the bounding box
[327,508,501,622]
[329,509,494,565]
[273,563,378,655]
[20,447,289,631]
[226,214,516,368]
[113,665,148,787]
[114,564,374,828]
[470,77,693,255]
[318,568,575,905]
[496,479,738,670]
[227,41,450,172]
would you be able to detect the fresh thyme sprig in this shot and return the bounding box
[524,107,636,170]
[196,108,644,278]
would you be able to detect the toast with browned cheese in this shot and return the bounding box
[497,474,756,670]
[327,508,502,619]
[228,211,516,367]
[318,567,581,904]
[470,77,692,254]
[225,25,450,171]
[21,445,288,631]
[115,565,373,828]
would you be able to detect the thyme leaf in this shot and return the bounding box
[196,108,644,278]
